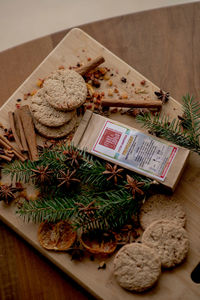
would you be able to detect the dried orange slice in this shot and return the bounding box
[80,231,117,255]
[38,220,76,251]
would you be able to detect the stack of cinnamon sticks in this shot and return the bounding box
[0,134,26,162]
[0,105,38,163]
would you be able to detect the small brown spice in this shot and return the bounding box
[98,261,106,270]
[75,200,98,218]
[36,79,44,88]
[0,183,20,204]
[58,65,65,70]
[4,128,14,141]
[102,163,124,184]
[110,108,118,113]
[57,170,80,188]
[154,90,170,103]
[63,148,82,167]
[31,166,53,185]
[125,175,144,198]
[121,77,127,83]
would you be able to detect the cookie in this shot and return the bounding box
[30,88,76,127]
[113,243,161,292]
[43,69,87,111]
[38,221,76,251]
[34,113,77,139]
[142,219,189,268]
[139,194,186,230]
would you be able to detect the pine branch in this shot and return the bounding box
[17,197,77,223]
[136,95,200,154]
[3,160,38,182]
[4,142,152,231]
[16,188,143,231]
[182,94,200,142]
[78,155,109,187]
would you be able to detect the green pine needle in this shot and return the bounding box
[3,141,152,231]
[17,188,141,231]
[136,94,200,154]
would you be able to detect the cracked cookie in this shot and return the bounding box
[142,219,189,268]
[113,242,161,292]
[139,194,186,230]
[43,69,87,111]
[30,88,76,127]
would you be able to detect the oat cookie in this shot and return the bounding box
[34,113,77,139]
[30,88,76,127]
[113,243,161,292]
[142,219,189,268]
[139,194,186,230]
[43,69,87,111]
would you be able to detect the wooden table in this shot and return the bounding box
[0,3,200,299]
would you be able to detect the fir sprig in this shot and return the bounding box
[17,188,141,231]
[137,94,200,154]
[77,154,108,187]
[3,143,152,231]
[3,159,38,182]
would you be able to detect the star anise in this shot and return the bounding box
[63,148,82,167]
[0,184,19,204]
[154,90,170,103]
[125,175,145,198]
[37,141,55,154]
[57,170,80,188]
[102,163,124,184]
[75,200,98,218]
[31,166,53,184]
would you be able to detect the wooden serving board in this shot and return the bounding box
[0,28,200,300]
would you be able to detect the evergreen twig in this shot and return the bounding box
[136,94,200,154]
[17,188,142,231]
[3,142,152,231]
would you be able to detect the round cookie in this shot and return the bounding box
[142,219,189,268]
[139,194,186,230]
[113,243,161,292]
[43,69,87,111]
[34,114,77,139]
[30,88,76,127]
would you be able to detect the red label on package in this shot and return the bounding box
[99,128,122,150]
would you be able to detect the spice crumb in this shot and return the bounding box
[108,89,113,97]
[98,261,106,270]
[121,77,127,83]
[107,80,113,87]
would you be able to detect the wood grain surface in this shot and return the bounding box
[0,3,200,300]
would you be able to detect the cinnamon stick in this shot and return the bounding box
[19,105,38,161]
[0,137,11,150]
[0,154,12,162]
[8,111,23,152]
[77,56,105,76]
[101,99,162,109]
[14,109,29,152]
[0,135,26,162]
[4,150,14,158]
